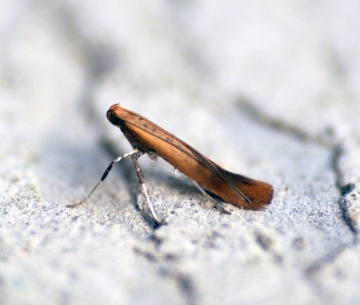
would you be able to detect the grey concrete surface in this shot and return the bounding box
[1,1,360,305]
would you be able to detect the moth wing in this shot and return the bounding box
[189,148,273,209]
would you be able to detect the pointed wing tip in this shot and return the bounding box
[244,182,274,210]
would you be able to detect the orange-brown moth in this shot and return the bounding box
[67,104,273,222]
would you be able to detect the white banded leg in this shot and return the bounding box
[131,152,159,222]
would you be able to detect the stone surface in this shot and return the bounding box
[0,1,359,305]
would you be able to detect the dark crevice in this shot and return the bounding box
[340,183,356,196]
[330,145,346,193]
[237,98,337,147]
[339,198,358,237]
[238,98,358,238]
[330,145,358,236]
[330,145,356,198]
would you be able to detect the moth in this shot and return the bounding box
[67,104,274,222]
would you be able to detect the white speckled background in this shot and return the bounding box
[1,1,360,304]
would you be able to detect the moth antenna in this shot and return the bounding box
[67,149,139,208]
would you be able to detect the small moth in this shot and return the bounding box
[67,104,274,222]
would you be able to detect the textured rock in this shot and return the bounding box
[1,1,359,305]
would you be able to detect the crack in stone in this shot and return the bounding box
[330,145,354,196]
[330,145,358,236]
[238,99,358,238]
[237,98,336,147]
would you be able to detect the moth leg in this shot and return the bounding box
[192,181,211,200]
[131,152,160,222]
[67,148,139,208]
[192,181,231,215]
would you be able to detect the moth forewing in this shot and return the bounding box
[107,104,273,211]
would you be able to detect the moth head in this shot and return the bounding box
[107,104,126,126]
